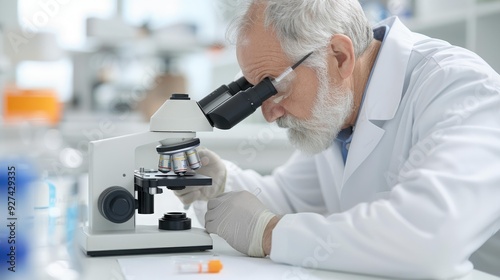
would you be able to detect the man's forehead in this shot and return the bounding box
[237,45,288,83]
[236,26,288,76]
[236,3,282,55]
[237,35,281,59]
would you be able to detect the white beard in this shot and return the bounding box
[276,69,354,154]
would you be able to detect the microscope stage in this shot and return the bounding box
[134,170,212,190]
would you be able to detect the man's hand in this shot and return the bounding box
[205,191,278,257]
[173,148,226,204]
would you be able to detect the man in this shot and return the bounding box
[174,0,500,278]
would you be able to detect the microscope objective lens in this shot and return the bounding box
[158,154,172,173]
[186,149,202,170]
[172,152,188,175]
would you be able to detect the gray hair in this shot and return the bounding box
[227,0,373,65]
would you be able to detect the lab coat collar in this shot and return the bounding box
[362,16,414,121]
[342,16,415,184]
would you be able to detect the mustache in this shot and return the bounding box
[276,117,288,128]
[276,114,329,131]
[276,115,301,129]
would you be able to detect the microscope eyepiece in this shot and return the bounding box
[206,77,277,130]
[228,76,252,94]
[198,77,253,114]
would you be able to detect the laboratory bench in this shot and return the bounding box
[7,113,497,280]
[75,234,500,280]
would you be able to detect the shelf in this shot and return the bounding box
[402,9,468,31]
[475,12,500,72]
[401,0,500,31]
[476,0,500,16]
[402,15,468,48]
[397,0,500,57]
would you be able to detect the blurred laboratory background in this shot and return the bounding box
[1,0,500,278]
[2,0,500,175]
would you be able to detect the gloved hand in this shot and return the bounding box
[205,191,276,257]
[173,147,226,204]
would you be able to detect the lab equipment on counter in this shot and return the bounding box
[78,54,309,256]
[177,259,223,274]
[3,87,61,125]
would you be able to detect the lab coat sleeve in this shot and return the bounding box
[192,149,327,226]
[270,59,500,279]
[223,150,327,216]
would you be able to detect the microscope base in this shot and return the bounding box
[79,225,213,257]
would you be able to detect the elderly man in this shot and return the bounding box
[174,0,500,278]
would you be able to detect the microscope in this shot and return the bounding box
[79,76,279,256]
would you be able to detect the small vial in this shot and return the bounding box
[172,152,188,175]
[177,259,223,274]
[186,149,202,170]
[158,154,171,173]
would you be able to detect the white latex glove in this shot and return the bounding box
[205,191,276,257]
[173,147,226,204]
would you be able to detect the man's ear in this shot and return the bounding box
[328,34,355,79]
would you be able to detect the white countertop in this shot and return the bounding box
[71,234,499,280]
[7,114,497,280]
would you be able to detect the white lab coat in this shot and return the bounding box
[206,17,500,279]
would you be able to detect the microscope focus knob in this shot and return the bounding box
[98,186,136,223]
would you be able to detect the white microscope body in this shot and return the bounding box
[79,69,278,256]
[79,94,214,256]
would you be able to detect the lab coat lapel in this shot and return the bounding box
[342,114,384,184]
[342,17,415,185]
[316,145,345,212]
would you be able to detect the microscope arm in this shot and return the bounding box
[88,131,195,233]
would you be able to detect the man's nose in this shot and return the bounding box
[261,98,285,122]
